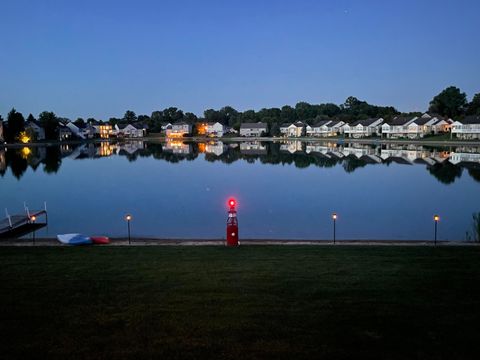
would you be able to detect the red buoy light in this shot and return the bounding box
[228,198,236,208]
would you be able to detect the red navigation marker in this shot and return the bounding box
[226,197,239,246]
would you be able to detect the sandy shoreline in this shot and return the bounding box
[1,238,478,246]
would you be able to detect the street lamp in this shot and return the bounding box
[332,213,337,244]
[434,215,439,245]
[30,215,36,245]
[125,214,132,244]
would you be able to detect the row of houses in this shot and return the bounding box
[235,114,480,139]
[15,120,147,142]
[163,121,239,138]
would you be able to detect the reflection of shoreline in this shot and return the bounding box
[1,140,480,183]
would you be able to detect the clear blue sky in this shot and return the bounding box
[1,0,479,120]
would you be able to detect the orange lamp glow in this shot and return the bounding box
[434,215,439,222]
[332,213,337,220]
[30,215,36,222]
[125,214,132,221]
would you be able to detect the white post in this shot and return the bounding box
[5,208,12,228]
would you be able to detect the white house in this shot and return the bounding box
[239,122,268,137]
[451,115,480,139]
[115,124,145,138]
[25,121,46,141]
[305,124,313,136]
[325,120,345,136]
[166,122,192,137]
[406,113,452,138]
[280,121,305,137]
[66,122,85,139]
[206,122,225,137]
[381,116,417,138]
[309,120,332,137]
[58,123,73,141]
[406,116,437,139]
[343,118,383,138]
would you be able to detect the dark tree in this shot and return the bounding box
[281,105,297,123]
[137,114,151,123]
[38,111,59,140]
[429,86,467,118]
[467,93,480,115]
[5,108,25,142]
[26,113,36,123]
[123,110,137,123]
[74,118,86,127]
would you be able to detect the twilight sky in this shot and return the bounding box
[1,0,479,120]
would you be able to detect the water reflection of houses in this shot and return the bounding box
[240,142,267,155]
[0,150,6,174]
[116,141,145,155]
[280,140,304,154]
[204,141,226,156]
[164,140,192,155]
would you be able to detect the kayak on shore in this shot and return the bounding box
[57,234,110,245]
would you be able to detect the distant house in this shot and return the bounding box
[381,116,417,138]
[58,123,73,141]
[431,117,452,134]
[343,118,383,138]
[115,124,145,138]
[25,121,45,141]
[206,122,225,137]
[167,122,191,137]
[94,124,113,139]
[451,115,480,139]
[310,120,332,137]
[0,121,4,142]
[280,121,305,137]
[66,122,85,139]
[239,122,268,137]
[161,122,173,131]
[325,120,346,136]
[305,124,313,136]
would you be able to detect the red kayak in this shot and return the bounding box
[90,236,110,245]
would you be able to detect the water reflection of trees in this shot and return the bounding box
[1,141,480,184]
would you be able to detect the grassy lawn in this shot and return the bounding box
[1,246,480,359]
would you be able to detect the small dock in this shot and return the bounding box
[0,204,48,239]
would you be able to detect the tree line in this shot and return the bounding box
[1,86,479,142]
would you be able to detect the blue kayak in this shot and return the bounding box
[57,234,93,245]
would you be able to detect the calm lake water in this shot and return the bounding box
[1,140,479,241]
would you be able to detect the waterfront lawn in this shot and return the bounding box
[1,246,480,360]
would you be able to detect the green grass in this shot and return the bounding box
[1,246,480,360]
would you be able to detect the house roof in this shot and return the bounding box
[312,120,331,128]
[459,115,480,124]
[240,122,267,129]
[173,121,190,126]
[328,120,343,127]
[293,121,305,127]
[25,121,43,129]
[350,118,380,127]
[385,116,415,126]
[411,117,432,125]
[280,123,291,128]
